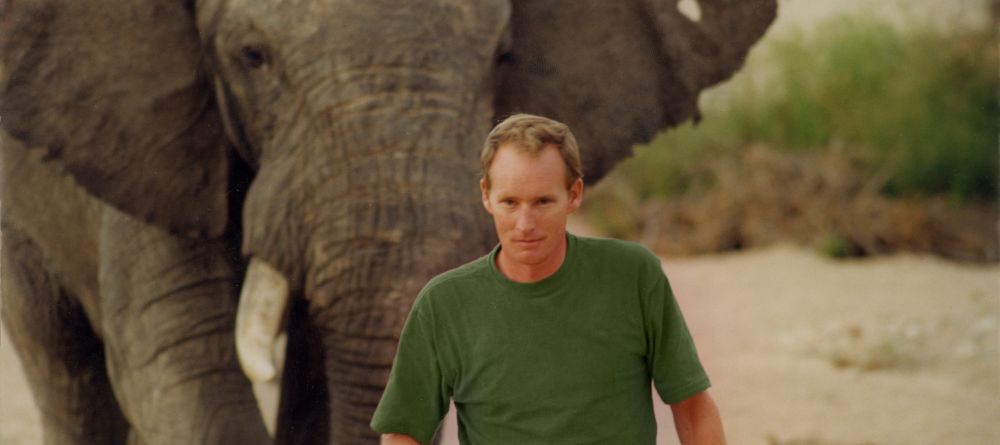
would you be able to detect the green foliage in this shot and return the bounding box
[583,179,641,239]
[816,231,861,259]
[610,125,724,201]
[607,13,998,202]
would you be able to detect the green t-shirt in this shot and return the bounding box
[371,233,710,444]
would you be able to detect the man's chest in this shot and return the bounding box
[445,290,649,408]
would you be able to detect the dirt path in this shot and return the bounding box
[660,245,998,444]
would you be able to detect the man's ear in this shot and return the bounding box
[480,178,493,214]
[568,178,584,211]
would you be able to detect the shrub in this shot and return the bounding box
[746,15,999,201]
[600,12,998,203]
[816,231,862,259]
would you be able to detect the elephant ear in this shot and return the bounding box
[496,0,777,183]
[1,0,229,238]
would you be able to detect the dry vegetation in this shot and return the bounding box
[583,3,998,262]
[629,146,998,261]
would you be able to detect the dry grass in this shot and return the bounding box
[587,145,999,261]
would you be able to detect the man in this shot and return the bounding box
[371,114,725,444]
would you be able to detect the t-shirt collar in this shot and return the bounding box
[487,232,579,297]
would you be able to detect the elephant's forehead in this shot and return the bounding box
[216,0,508,44]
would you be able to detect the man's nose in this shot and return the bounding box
[515,210,537,232]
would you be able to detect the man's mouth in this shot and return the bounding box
[515,238,543,246]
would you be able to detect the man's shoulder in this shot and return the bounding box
[418,252,493,299]
[571,234,666,293]
[574,234,661,267]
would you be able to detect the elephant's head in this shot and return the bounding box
[1,0,775,442]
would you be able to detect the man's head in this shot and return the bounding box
[480,114,583,191]
[479,114,584,281]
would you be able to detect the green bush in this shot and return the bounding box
[582,178,642,239]
[606,13,998,202]
[816,231,862,259]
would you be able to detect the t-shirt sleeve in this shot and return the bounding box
[370,295,451,444]
[643,268,711,404]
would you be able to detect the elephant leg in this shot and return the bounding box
[97,207,271,445]
[1,225,130,444]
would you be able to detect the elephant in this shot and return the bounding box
[0,0,776,444]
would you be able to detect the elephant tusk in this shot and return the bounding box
[236,259,290,383]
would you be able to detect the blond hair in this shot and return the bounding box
[480,114,583,189]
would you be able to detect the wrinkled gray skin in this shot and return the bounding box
[0,0,775,444]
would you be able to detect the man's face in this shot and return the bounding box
[481,144,583,275]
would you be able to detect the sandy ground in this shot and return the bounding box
[4,240,997,444]
[658,245,999,444]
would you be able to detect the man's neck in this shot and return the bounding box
[496,234,568,283]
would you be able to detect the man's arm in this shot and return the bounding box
[381,433,421,445]
[670,390,726,445]
[370,298,450,444]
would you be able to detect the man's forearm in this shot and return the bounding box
[671,390,726,445]
[381,433,421,445]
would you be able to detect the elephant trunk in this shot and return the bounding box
[240,106,495,442]
[305,155,491,443]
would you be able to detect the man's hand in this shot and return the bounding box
[670,390,726,445]
[381,433,421,445]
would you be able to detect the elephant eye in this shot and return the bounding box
[496,50,515,66]
[496,29,514,65]
[240,45,270,70]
